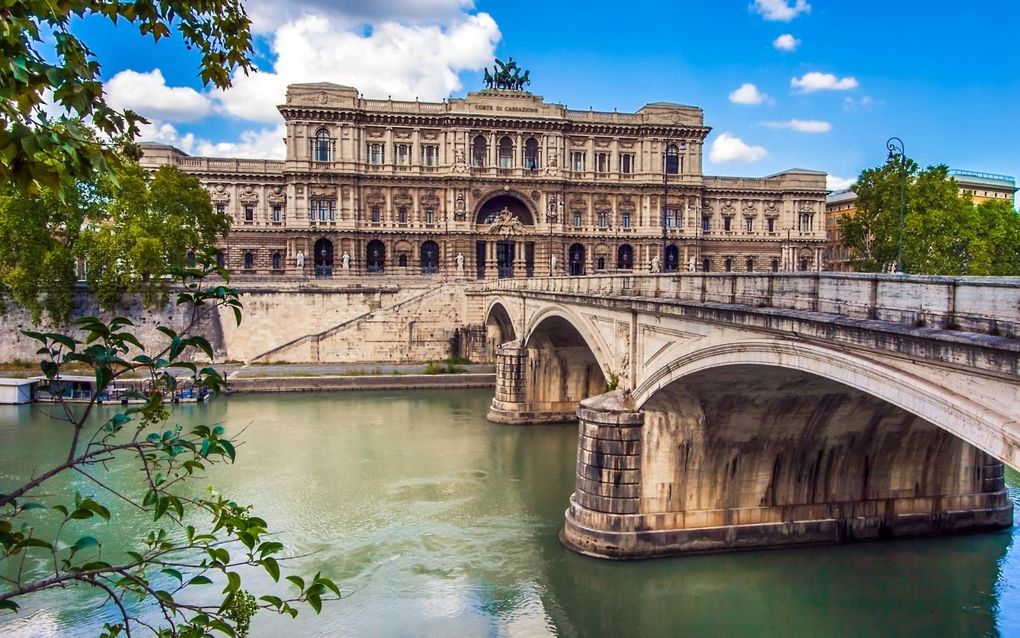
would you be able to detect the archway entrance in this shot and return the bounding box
[665,244,679,272]
[366,240,385,273]
[569,244,585,276]
[617,244,633,270]
[420,241,439,274]
[314,238,333,277]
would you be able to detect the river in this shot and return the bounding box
[1,389,1018,637]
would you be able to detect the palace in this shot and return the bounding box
[140,82,828,278]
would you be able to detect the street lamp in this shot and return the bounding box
[886,136,906,274]
[662,142,680,272]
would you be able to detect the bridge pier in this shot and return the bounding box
[563,376,1012,559]
[486,342,579,424]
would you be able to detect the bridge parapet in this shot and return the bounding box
[484,273,1020,338]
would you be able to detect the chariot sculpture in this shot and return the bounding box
[483,57,531,91]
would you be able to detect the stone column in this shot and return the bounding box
[486,342,529,423]
[561,390,644,558]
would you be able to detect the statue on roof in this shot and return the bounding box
[485,57,530,91]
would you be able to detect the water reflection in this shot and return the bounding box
[0,391,1017,637]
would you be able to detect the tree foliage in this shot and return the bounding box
[838,158,1020,275]
[0,262,339,636]
[0,161,231,319]
[0,0,254,195]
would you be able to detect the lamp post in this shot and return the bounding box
[886,137,907,274]
[662,143,677,272]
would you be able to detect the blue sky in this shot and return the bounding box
[78,0,1020,195]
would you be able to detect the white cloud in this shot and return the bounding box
[752,0,811,21]
[729,83,769,106]
[106,69,213,122]
[245,0,475,34]
[827,175,856,191]
[773,33,800,51]
[791,72,859,93]
[763,119,831,133]
[138,120,286,160]
[215,12,501,123]
[709,133,768,163]
[843,95,875,111]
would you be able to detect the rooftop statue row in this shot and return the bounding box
[484,57,531,91]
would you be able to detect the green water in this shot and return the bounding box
[1,390,1018,637]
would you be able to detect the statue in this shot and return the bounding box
[688,256,697,273]
[456,253,465,274]
[341,252,350,270]
[650,255,660,273]
[487,206,525,237]
[295,251,305,268]
[550,254,557,275]
[485,57,531,91]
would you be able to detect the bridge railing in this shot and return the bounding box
[484,273,1020,338]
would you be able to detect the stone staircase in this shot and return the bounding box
[248,282,471,363]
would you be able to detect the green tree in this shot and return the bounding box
[838,159,1020,275]
[1,0,253,195]
[0,263,339,636]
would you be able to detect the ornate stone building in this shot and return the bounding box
[140,82,828,278]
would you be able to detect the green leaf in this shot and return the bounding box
[262,556,280,582]
[307,594,322,614]
[72,536,100,552]
[153,496,169,521]
[15,538,53,550]
[80,499,111,521]
[161,568,183,583]
[0,600,19,612]
[286,575,305,591]
[188,575,213,586]
[223,570,241,594]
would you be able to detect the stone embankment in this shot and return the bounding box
[226,373,495,394]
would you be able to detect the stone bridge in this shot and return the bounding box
[474,273,1020,558]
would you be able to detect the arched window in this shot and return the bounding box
[272,252,282,270]
[314,129,331,162]
[746,256,754,272]
[420,241,439,274]
[617,244,634,270]
[472,135,487,168]
[771,257,779,272]
[498,136,513,168]
[243,252,254,270]
[800,256,810,271]
[314,238,334,277]
[724,257,732,272]
[524,138,540,170]
[665,245,679,272]
[367,240,386,273]
[569,244,585,276]
[702,257,711,273]
[665,143,680,175]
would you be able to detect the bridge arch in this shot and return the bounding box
[483,300,518,353]
[522,303,613,376]
[634,339,1017,467]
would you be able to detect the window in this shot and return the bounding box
[524,138,540,170]
[244,252,254,269]
[771,257,779,272]
[665,143,680,175]
[472,135,487,167]
[800,257,810,271]
[595,152,610,174]
[310,199,335,222]
[272,252,282,270]
[570,151,586,172]
[215,251,225,268]
[425,208,434,224]
[573,212,582,228]
[395,143,411,166]
[272,206,282,223]
[371,206,381,223]
[724,258,732,272]
[398,207,408,224]
[619,154,634,174]
[702,258,710,272]
[186,251,196,267]
[498,136,513,168]
[702,215,710,232]
[767,217,776,233]
[799,213,813,232]
[723,217,732,232]
[398,254,408,267]
[367,143,385,165]
[621,213,631,229]
[422,145,439,166]
[665,208,680,228]
[216,203,225,215]
[746,257,754,272]
[745,218,753,233]
[597,211,609,228]
[313,129,331,162]
[244,206,254,223]
[596,256,606,271]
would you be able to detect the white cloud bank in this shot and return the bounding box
[125,1,500,158]
[752,0,811,21]
[773,33,800,51]
[827,175,856,191]
[791,72,858,92]
[709,133,768,163]
[763,119,831,133]
[107,69,213,122]
[729,83,769,105]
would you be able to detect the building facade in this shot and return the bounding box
[141,82,828,279]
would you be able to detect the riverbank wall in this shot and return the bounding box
[226,373,495,393]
